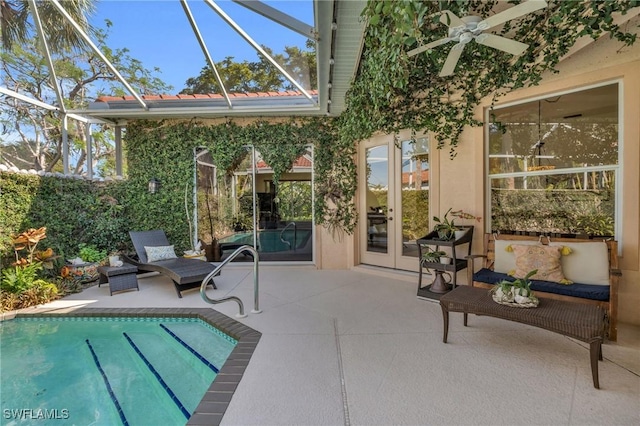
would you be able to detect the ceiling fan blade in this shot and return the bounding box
[439,43,464,77]
[439,10,465,28]
[408,37,452,57]
[477,0,547,31]
[476,34,528,56]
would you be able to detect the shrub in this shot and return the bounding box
[0,227,60,311]
[77,244,107,263]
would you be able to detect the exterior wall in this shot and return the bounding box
[347,20,640,326]
[468,28,640,326]
[316,225,354,269]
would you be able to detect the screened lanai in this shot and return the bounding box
[1,0,366,175]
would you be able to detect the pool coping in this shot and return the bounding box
[8,307,261,426]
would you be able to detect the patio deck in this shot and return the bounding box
[10,265,640,425]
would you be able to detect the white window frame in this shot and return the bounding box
[484,80,623,245]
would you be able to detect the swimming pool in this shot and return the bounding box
[0,309,261,426]
[219,229,312,253]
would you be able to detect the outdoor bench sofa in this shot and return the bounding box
[466,233,620,341]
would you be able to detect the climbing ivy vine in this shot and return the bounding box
[341,0,639,157]
[124,117,358,245]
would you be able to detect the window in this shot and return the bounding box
[487,83,619,237]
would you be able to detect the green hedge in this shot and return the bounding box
[368,189,430,240]
[492,189,615,236]
[1,118,354,267]
[0,173,130,265]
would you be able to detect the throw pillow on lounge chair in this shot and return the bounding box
[145,245,177,262]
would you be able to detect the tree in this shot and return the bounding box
[1,0,96,53]
[180,41,317,94]
[0,21,172,175]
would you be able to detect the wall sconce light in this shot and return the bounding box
[148,177,161,194]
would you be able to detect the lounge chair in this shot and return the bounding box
[126,230,217,298]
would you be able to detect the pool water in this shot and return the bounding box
[0,317,236,425]
[220,229,312,253]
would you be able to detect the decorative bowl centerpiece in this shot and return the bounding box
[490,269,539,308]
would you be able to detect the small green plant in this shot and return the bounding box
[421,248,447,263]
[433,208,457,240]
[1,262,44,294]
[491,269,539,307]
[77,244,107,263]
[495,269,537,295]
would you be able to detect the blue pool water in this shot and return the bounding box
[220,229,312,253]
[0,317,236,425]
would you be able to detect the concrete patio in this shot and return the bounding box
[14,265,640,425]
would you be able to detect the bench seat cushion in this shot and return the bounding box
[473,268,610,301]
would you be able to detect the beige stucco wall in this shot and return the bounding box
[345,20,640,325]
[315,225,354,269]
[465,28,640,326]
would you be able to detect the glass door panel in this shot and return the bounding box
[399,137,430,258]
[199,145,313,262]
[252,147,314,261]
[366,145,389,254]
[360,133,430,272]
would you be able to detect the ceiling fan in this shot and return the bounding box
[408,0,548,77]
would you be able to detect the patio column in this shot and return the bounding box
[62,114,69,175]
[115,125,123,177]
[85,122,93,179]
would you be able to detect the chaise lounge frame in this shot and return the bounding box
[126,230,218,298]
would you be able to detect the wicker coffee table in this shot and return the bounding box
[439,285,606,388]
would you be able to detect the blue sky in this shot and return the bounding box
[90,0,314,92]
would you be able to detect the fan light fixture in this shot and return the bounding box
[408,0,548,77]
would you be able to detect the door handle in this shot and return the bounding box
[388,217,393,220]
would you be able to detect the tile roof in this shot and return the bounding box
[401,169,429,185]
[256,156,312,169]
[96,90,319,103]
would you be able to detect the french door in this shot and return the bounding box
[359,133,430,271]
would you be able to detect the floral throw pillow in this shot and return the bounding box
[145,245,177,262]
[510,244,572,284]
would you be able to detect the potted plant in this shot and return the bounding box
[490,269,539,307]
[421,248,447,264]
[65,244,106,283]
[433,208,457,240]
[197,178,221,262]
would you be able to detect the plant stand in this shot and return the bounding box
[98,263,139,296]
[416,226,474,300]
